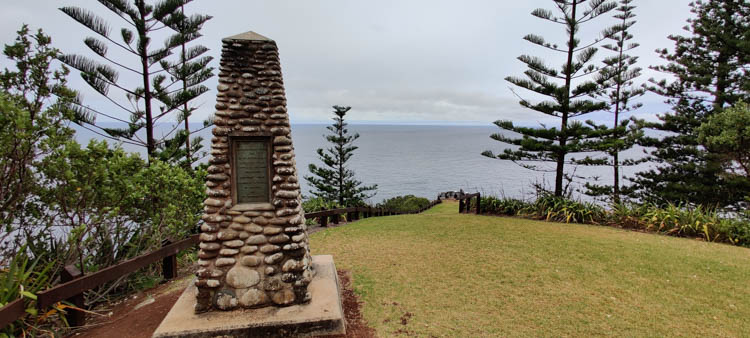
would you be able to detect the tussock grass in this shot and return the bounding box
[310,201,750,337]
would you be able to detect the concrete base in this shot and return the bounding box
[152,255,345,337]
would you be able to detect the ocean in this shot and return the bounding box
[75,123,651,204]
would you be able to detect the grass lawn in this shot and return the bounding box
[310,201,750,337]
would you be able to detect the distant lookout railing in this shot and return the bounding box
[438,191,481,215]
[305,200,441,227]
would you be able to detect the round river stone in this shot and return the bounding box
[226,266,260,289]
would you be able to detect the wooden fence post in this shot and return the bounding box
[162,239,177,281]
[332,212,340,225]
[459,198,464,213]
[61,265,86,327]
[476,193,481,215]
[320,208,328,227]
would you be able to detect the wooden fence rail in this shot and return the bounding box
[456,193,481,215]
[0,234,200,330]
[0,299,25,331]
[0,200,442,330]
[305,200,441,227]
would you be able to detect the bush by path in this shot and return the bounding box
[472,195,750,248]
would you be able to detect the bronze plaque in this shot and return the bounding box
[235,140,269,203]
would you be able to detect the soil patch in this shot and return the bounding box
[70,278,187,338]
[71,270,375,338]
[326,270,376,338]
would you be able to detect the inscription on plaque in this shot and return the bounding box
[235,140,269,203]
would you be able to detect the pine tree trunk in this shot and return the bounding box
[137,2,155,161]
[557,2,578,197]
[181,5,192,168]
[613,152,620,203]
[613,61,624,204]
[338,120,344,206]
[714,50,729,111]
[556,130,566,196]
[184,101,191,166]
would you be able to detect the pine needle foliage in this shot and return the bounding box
[574,0,645,203]
[305,106,377,206]
[156,2,214,168]
[483,0,617,197]
[59,0,213,162]
[632,0,750,208]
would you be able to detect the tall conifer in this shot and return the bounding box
[483,0,616,197]
[575,0,644,203]
[305,106,377,206]
[632,0,750,207]
[59,0,209,161]
[157,2,214,167]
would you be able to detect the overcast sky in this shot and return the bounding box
[0,1,693,125]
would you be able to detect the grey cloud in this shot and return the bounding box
[289,87,522,123]
[0,0,694,125]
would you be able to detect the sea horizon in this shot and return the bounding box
[73,122,650,204]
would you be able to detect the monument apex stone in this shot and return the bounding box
[223,31,273,42]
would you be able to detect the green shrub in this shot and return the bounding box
[3,140,206,307]
[606,202,750,247]
[716,218,750,247]
[0,246,58,337]
[302,197,344,225]
[377,195,431,214]
[302,197,342,213]
[644,204,749,245]
[607,202,650,229]
[521,194,605,224]
[476,196,529,215]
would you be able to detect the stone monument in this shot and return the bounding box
[153,31,345,337]
[194,31,313,312]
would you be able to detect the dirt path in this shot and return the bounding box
[71,270,374,338]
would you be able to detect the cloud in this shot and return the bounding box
[0,0,694,125]
[288,86,522,123]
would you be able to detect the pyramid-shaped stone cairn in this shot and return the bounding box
[195,32,312,312]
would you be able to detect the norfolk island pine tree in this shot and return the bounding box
[574,0,646,203]
[305,106,377,206]
[632,0,750,208]
[483,0,617,197]
[59,0,213,163]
